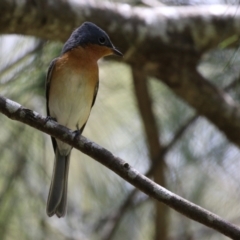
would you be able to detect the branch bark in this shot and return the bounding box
[0,96,240,239]
[1,1,240,52]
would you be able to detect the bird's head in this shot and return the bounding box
[62,22,123,58]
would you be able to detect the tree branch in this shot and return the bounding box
[0,96,240,239]
[1,1,240,52]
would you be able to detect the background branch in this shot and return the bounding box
[132,67,167,240]
[1,1,240,52]
[150,64,240,146]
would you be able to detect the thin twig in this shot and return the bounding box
[97,189,138,240]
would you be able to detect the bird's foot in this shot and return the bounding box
[45,116,56,124]
[73,129,81,137]
[73,129,83,142]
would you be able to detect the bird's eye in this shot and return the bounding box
[98,37,106,44]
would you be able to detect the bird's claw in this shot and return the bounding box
[73,129,81,137]
[45,116,56,124]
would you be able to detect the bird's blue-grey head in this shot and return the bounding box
[62,22,122,56]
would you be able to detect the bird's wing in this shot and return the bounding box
[46,58,57,116]
[46,58,58,153]
[78,80,99,134]
[91,80,99,107]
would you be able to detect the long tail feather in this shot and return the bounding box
[46,148,71,217]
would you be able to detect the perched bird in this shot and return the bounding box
[46,22,122,218]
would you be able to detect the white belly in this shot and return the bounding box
[49,73,95,155]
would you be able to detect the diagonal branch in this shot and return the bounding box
[94,79,238,239]
[98,76,239,238]
[149,63,240,147]
[0,96,240,239]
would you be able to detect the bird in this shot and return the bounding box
[45,22,122,218]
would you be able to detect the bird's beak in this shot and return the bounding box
[112,47,123,57]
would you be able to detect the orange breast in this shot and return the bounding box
[54,47,99,85]
[48,47,99,129]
